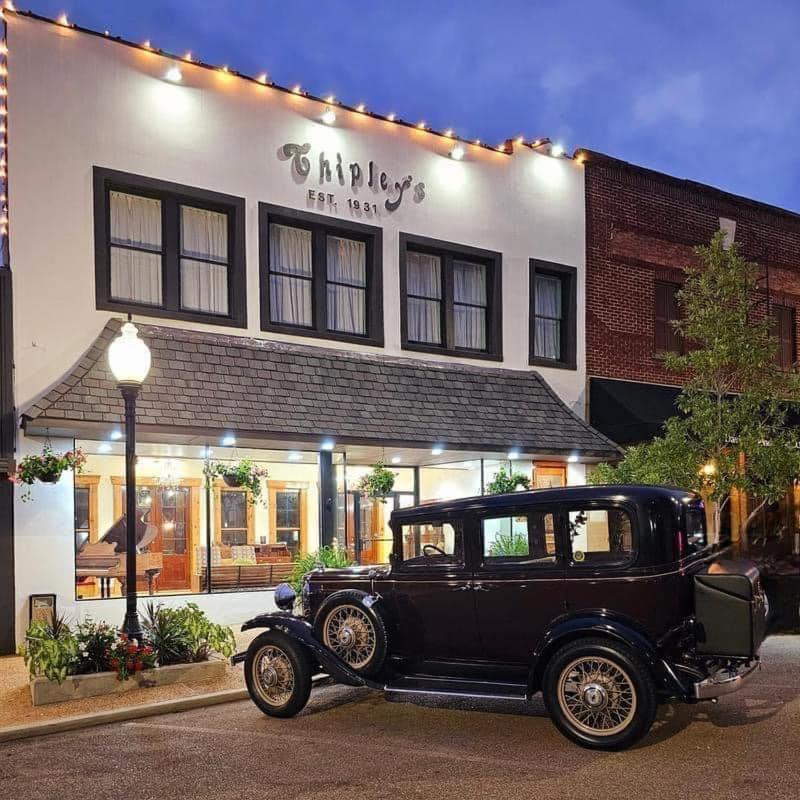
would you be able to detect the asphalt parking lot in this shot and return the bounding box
[1,636,798,800]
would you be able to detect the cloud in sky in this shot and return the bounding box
[22,0,800,211]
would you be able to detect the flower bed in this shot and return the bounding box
[20,603,236,706]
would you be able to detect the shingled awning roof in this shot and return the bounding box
[23,320,620,458]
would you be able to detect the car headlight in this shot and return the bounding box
[274,582,296,611]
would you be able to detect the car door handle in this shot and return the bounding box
[452,583,472,591]
[472,582,491,592]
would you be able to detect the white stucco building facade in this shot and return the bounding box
[0,10,617,650]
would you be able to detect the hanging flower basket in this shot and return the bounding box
[204,459,268,505]
[13,446,87,501]
[485,467,531,495]
[357,462,397,502]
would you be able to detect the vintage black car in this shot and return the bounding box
[235,485,768,750]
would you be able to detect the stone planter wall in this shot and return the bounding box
[30,659,227,706]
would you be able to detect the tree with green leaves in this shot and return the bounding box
[592,232,800,547]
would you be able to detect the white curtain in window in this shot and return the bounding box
[327,236,366,334]
[453,260,486,349]
[535,275,562,359]
[269,224,313,326]
[109,191,162,305]
[180,206,229,315]
[406,251,441,344]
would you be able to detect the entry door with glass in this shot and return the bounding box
[119,484,192,592]
[346,491,415,565]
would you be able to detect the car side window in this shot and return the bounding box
[401,520,463,567]
[481,511,557,567]
[567,507,633,567]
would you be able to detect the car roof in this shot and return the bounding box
[390,484,699,522]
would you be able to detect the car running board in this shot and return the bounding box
[384,674,528,701]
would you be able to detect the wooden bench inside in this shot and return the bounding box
[199,562,294,591]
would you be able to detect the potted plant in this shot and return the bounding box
[356,461,396,502]
[13,446,86,501]
[486,467,531,495]
[204,458,268,505]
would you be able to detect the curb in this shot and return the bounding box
[0,688,249,744]
[0,674,331,743]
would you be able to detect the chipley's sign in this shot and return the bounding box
[280,142,426,214]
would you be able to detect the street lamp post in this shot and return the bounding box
[107,319,151,641]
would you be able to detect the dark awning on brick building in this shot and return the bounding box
[22,320,620,459]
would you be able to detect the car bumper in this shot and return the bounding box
[693,658,760,700]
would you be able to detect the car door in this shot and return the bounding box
[388,514,482,664]
[473,505,567,665]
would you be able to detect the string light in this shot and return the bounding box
[0,8,548,160]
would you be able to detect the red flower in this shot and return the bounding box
[126,643,138,655]
[134,661,144,671]
[110,658,120,669]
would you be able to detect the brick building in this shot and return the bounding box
[580,149,800,543]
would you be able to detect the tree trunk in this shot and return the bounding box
[739,499,767,553]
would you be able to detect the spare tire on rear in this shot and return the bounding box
[313,591,387,677]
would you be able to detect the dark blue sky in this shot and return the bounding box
[26,0,800,211]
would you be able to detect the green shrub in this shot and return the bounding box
[142,602,235,663]
[19,613,77,684]
[485,467,531,495]
[488,531,529,557]
[288,546,353,593]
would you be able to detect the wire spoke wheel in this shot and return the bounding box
[322,604,377,670]
[252,644,296,707]
[557,656,637,736]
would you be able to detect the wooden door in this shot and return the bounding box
[113,478,200,592]
[534,462,567,489]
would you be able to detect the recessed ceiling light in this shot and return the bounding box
[222,434,236,446]
[508,448,521,460]
[110,430,122,441]
[431,445,444,456]
[321,439,335,452]
[391,455,402,464]
[568,453,579,463]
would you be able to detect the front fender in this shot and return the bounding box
[235,612,381,690]
[527,614,690,701]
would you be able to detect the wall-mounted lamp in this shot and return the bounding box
[449,144,465,161]
[164,64,183,83]
[320,106,336,125]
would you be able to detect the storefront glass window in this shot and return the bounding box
[73,442,320,600]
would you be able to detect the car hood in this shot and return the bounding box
[306,564,389,581]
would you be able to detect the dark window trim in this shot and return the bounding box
[93,167,247,328]
[399,232,503,361]
[771,304,796,371]
[529,259,577,370]
[653,279,684,356]
[259,203,384,347]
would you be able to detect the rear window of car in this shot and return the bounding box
[684,505,708,554]
[567,507,634,567]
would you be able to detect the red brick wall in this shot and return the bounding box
[583,152,800,388]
